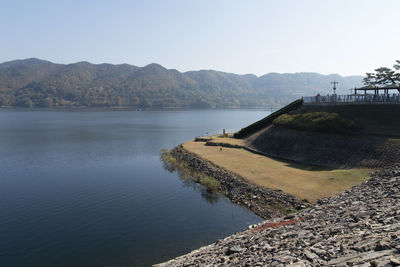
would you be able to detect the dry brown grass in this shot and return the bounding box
[389,138,400,146]
[183,140,371,203]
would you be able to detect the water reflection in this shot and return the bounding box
[0,110,265,267]
[160,149,220,204]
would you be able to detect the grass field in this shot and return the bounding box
[183,140,371,202]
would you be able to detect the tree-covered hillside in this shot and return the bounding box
[0,58,363,108]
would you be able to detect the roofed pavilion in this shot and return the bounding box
[354,85,400,95]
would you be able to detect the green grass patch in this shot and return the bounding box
[160,148,220,193]
[200,176,220,192]
[234,99,303,138]
[273,112,361,134]
[299,104,400,137]
[160,148,177,172]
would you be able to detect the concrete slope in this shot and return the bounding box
[245,125,400,168]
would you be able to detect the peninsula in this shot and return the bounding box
[158,92,400,266]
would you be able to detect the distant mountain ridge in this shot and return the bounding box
[0,58,363,108]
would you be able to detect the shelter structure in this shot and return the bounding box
[303,84,400,105]
[354,85,400,95]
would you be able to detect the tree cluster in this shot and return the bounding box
[363,60,400,87]
[0,58,364,108]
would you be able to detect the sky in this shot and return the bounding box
[1,0,399,76]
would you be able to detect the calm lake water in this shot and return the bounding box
[0,109,268,267]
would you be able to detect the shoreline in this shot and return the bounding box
[169,145,308,219]
[156,163,400,266]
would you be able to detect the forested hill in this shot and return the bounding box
[0,58,363,108]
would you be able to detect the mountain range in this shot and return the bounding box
[0,58,364,108]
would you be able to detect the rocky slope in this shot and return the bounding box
[156,166,400,266]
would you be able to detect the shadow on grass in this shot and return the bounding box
[248,149,335,172]
[283,161,334,171]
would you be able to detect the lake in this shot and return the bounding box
[0,109,268,266]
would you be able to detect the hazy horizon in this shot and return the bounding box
[0,57,365,78]
[1,0,400,76]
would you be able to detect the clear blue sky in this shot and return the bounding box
[1,0,399,76]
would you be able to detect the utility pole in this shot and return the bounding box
[331,81,339,104]
[331,81,338,95]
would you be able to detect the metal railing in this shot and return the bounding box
[303,94,400,105]
[199,129,239,137]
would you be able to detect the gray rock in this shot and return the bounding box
[154,154,400,267]
[391,256,400,265]
[226,246,245,255]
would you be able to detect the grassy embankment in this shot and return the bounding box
[182,103,400,203]
[297,104,400,137]
[183,140,370,203]
[272,111,361,134]
[235,100,400,139]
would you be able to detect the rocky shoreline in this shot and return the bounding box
[157,147,400,266]
[170,145,308,219]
